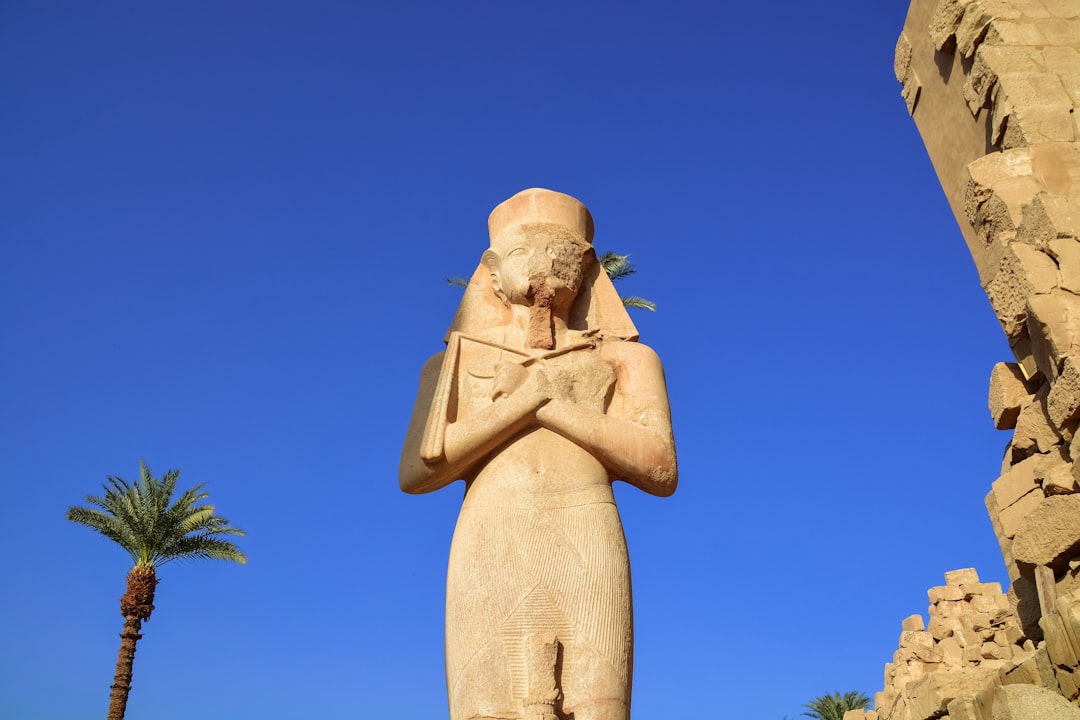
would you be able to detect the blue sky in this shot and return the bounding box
[1,2,1014,719]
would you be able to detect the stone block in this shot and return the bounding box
[939,598,967,618]
[843,711,876,720]
[1060,597,1080,657]
[991,683,1080,719]
[985,243,1059,339]
[983,18,1050,46]
[956,0,1022,58]
[929,0,976,50]
[1038,0,1079,18]
[930,615,964,640]
[996,487,1046,539]
[1007,103,1077,147]
[942,635,965,666]
[1000,646,1053,687]
[1048,239,1080,296]
[1042,47,1080,108]
[1056,665,1080,701]
[1034,16,1080,47]
[963,581,1005,598]
[915,643,945,664]
[1027,290,1080,382]
[987,491,1021,581]
[1012,494,1080,568]
[1009,576,1044,643]
[901,629,937,651]
[894,30,912,83]
[992,454,1044,509]
[947,695,981,720]
[1011,385,1063,459]
[903,667,999,720]
[1040,610,1080,668]
[1043,460,1079,495]
[948,568,983,586]
[931,583,966,603]
[1048,357,1080,430]
[966,44,1046,114]
[990,362,1034,430]
[973,593,1005,614]
[962,611,996,633]
[903,613,926,632]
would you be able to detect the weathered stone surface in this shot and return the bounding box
[399,189,677,720]
[1049,357,1080,430]
[1042,609,1080,669]
[886,0,1080,715]
[986,242,1059,338]
[931,583,966,603]
[996,487,1046,539]
[1027,291,1080,382]
[1011,385,1063,459]
[903,614,926,631]
[929,0,977,51]
[992,683,1080,719]
[1011,494,1080,567]
[843,711,878,720]
[990,362,1033,429]
[904,667,1000,719]
[947,568,983,586]
[1047,237,1080,295]
[1043,458,1080,495]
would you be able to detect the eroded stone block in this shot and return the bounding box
[991,362,1034,429]
[1012,494,1080,568]
[1027,291,1080,382]
[991,683,1080,719]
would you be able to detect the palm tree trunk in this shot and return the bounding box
[107,565,157,720]
[106,615,143,720]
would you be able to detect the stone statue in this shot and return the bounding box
[400,188,678,720]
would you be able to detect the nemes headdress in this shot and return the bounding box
[445,188,638,342]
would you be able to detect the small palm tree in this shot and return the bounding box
[447,249,656,311]
[802,691,871,720]
[67,461,246,720]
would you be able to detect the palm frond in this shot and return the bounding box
[161,535,247,565]
[67,462,247,569]
[446,276,469,287]
[598,252,636,282]
[620,296,656,312]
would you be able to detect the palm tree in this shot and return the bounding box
[802,691,872,720]
[447,249,657,311]
[596,251,655,311]
[67,460,246,720]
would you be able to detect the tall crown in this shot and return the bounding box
[487,188,595,246]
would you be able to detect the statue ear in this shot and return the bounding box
[444,253,512,343]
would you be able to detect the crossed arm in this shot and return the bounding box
[398,342,677,497]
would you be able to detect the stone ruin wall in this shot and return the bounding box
[848,1,1080,719]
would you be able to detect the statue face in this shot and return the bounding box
[487,231,587,308]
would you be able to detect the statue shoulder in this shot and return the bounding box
[600,339,664,370]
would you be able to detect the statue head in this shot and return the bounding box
[445,188,639,345]
[483,190,595,311]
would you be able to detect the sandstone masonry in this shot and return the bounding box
[867,1,1080,719]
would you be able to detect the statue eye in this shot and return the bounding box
[507,247,528,258]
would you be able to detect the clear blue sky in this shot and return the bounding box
[1,2,1013,719]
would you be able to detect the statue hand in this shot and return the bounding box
[492,362,529,400]
[493,364,551,413]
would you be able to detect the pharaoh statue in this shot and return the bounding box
[400,188,678,720]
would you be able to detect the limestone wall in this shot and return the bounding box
[879,0,1080,718]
